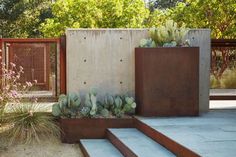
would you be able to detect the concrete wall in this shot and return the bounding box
[186,30,211,113]
[66,29,210,112]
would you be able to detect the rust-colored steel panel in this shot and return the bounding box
[106,129,138,157]
[135,47,199,116]
[9,43,50,90]
[60,36,66,94]
[59,118,134,143]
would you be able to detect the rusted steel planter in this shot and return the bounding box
[59,117,134,143]
[135,47,199,117]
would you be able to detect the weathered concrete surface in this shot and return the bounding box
[109,128,175,157]
[80,139,123,157]
[66,29,210,112]
[66,29,148,97]
[138,110,236,157]
[186,29,211,112]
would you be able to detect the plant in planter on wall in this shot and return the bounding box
[52,93,81,118]
[135,20,199,117]
[140,20,190,48]
[53,91,137,143]
[101,95,137,118]
[52,91,136,118]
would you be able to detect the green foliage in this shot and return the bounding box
[52,91,136,118]
[149,20,188,46]
[145,9,171,28]
[5,104,60,145]
[40,0,149,37]
[52,93,81,118]
[139,38,156,47]
[0,0,53,37]
[220,69,236,88]
[82,91,98,117]
[148,0,183,10]
[210,75,221,88]
[210,69,236,89]
[169,0,236,39]
[103,95,136,118]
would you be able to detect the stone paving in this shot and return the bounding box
[138,110,236,157]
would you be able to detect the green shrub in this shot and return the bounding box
[5,104,60,145]
[210,75,221,88]
[221,69,236,88]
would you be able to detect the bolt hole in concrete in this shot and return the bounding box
[84,59,86,62]
[120,59,123,62]
[84,37,86,39]
[84,82,86,85]
[120,37,122,39]
[120,81,123,84]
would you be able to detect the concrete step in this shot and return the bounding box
[107,128,176,157]
[80,139,124,157]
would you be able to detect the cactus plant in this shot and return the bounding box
[81,90,98,117]
[139,38,156,48]
[123,96,137,113]
[100,108,110,118]
[149,20,189,47]
[107,95,137,118]
[52,91,136,118]
[52,93,81,118]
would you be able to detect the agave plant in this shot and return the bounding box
[5,103,60,145]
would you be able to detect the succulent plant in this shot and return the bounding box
[52,93,81,118]
[52,91,136,119]
[149,20,189,47]
[139,38,156,48]
[100,108,110,118]
[104,94,114,109]
[123,97,137,113]
[163,41,177,47]
[107,95,137,118]
[82,90,98,117]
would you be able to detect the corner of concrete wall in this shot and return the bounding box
[187,29,211,113]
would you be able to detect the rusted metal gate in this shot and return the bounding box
[0,38,66,98]
[9,43,50,90]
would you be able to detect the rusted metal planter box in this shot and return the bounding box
[59,117,134,143]
[135,47,199,117]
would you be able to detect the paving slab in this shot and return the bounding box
[80,139,123,157]
[109,128,175,157]
[137,110,236,157]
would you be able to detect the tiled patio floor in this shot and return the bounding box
[138,110,236,157]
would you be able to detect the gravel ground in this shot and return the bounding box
[0,136,84,157]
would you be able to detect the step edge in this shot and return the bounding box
[79,140,90,157]
[106,129,138,157]
[134,118,201,157]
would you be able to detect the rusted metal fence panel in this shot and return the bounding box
[0,38,66,100]
[210,39,236,100]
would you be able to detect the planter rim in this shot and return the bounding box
[135,47,199,49]
[59,116,133,120]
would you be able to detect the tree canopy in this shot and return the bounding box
[0,0,235,38]
[0,0,52,38]
[170,0,236,38]
[40,0,149,37]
